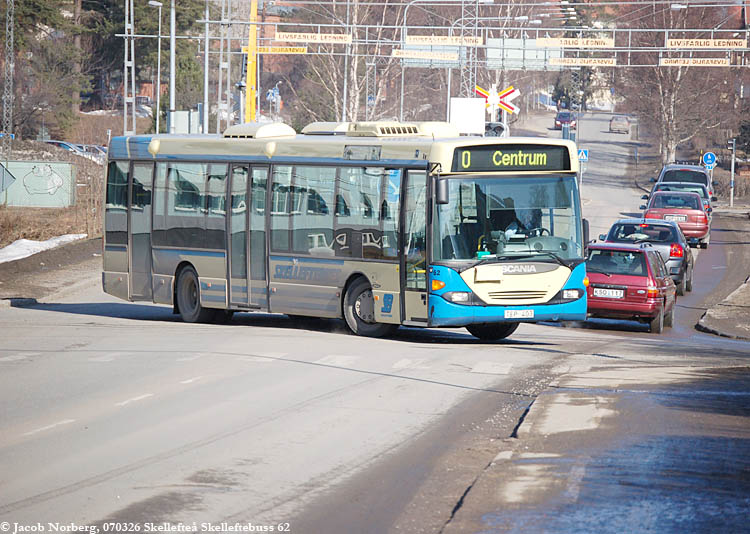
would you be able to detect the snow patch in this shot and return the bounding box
[0,234,88,264]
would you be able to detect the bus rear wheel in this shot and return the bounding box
[176,266,216,323]
[343,277,397,337]
[466,322,519,341]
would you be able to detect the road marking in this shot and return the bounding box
[0,352,41,362]
[89,352,125,362]
[238,356,275,363]
[179,376,203,384]
[115,393,154,407]
[471,361,513,375]
[392,358,430,370]
[712,266,727,270]
[314,355,359,367]
[176,353,206,361]
[23,419,76,436]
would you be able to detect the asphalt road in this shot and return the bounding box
[0,114,748,534]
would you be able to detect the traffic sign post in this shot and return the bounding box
[578,149,588,192]
[702,151,716,167]
[476,84,520,137]
[0,163,17,193]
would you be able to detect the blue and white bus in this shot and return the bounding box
[103,121,588,340]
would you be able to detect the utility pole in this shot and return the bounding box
[2,0,15,158]
[729,138,736,208]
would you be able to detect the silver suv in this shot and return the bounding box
[599,218,694,295]
[651,163,713,197]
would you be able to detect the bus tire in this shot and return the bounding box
[176,266,216,323]
[343,277,397,337]
[466,322,519,341]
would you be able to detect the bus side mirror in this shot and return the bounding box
[436,178,449,205]
[641,194,649,200]
[639,204,647,210]
[583,218,590,250]
[650,177,656,182]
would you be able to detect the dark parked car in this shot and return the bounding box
[586,242,677,333]
[554,111,577,130]
[599,218,694,295]
[651,163,713,198]
[640,191,711,248]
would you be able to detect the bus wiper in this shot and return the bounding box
[500,251,569,268]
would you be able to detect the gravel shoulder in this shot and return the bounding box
[0,237,102,303]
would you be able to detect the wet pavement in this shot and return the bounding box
[444,365,750,534]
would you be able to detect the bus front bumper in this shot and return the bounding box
[428,293,588,327]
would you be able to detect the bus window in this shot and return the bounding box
[292,166,335,256]
[271,166,292,251]
[166,162,207,248]
[105,161,128,246]
[206,164,227,249]
[404,171,427,289]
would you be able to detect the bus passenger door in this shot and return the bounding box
[402,170,428,325]
[128,162,153,300]
[228,165,268,308]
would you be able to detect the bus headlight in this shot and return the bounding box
[551,288,585,303]
[443,291,471,304]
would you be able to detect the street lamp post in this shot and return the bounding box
[148,1,163,134]
[169,0,176,134]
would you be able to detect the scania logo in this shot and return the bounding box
[500,264,538,274]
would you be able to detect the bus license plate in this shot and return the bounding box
[665,214,687,222]
[505,309,534,319]
[593,288,624,298]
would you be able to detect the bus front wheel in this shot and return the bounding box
[176,266,216,323]
[466,322,519,341]
[343,277,397,337]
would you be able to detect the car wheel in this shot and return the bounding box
[664,300,675,328]
[176,266,216,323]
[676,274,686,296]
[700,237,709,249]
[686,269,693,292]
[343,277,398,337]
[649,307,664,334]
[466,322,519,341]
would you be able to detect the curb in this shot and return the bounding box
[694,318,750,341]
[0,297,39,308]
[695,275,750,341]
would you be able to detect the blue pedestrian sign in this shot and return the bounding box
[578,149,589,162]
[702,152,716,166]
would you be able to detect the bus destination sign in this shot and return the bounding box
[451,144,571,172]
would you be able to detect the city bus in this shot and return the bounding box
[103,121,588,340]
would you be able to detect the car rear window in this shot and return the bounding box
[557,112,571,119]
[587,249,647,276]
[655,183,707,198]
[650,194,701,210]
[661,169,708,184]
[609,223,676,243]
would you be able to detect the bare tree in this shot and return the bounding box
[618,5,736,164]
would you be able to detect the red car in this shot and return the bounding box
[586,242,677,333]
[640,191,710,249]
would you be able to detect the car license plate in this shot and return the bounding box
[593,288,624,298]
[665,214,687,222]
[505,309,534,319]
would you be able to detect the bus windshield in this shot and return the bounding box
[433,175,582,262]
